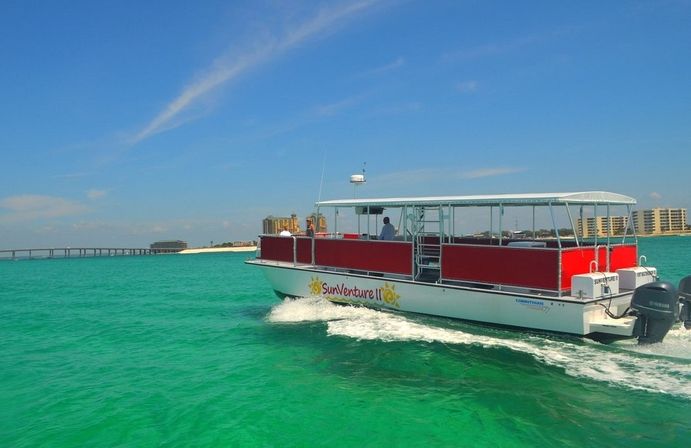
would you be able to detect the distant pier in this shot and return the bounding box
[0,247,181,260]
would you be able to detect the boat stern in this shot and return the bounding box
[584,279,686,344]
[587,316,637,342]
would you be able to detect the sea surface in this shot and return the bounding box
[1,237,690,447]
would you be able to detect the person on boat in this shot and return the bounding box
[305,218,315,237]
[279,227,292,236]
[379,216,395,240]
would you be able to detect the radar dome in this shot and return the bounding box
[350,174,365,184]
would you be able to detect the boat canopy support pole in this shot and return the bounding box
[313,207,319,265]
[606,204,611,272]
[593,204,598,247]
[334,207,338,236]
[565,202,580,247]
[549,202,561,249]
[449,206,453,240]
[499,204,503,246]
[292,236,297,266]
[624,204,638,247]
[367,206,371,238]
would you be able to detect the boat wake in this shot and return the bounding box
[268,297,691,400]
[619,326,691,359]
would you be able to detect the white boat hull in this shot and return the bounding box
[249,260,637,339]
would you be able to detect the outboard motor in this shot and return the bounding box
[679,275,691,330]
[630,281,679,344]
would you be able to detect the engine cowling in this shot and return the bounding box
[678,275,691,330]
[630,281,679,344]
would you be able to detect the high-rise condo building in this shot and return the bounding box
[632,208,687,234]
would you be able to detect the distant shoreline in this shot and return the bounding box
[637,232,691,238]
[178,246,257,254]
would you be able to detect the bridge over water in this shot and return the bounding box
[0,247,181,260]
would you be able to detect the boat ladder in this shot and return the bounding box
[410,205,447,282]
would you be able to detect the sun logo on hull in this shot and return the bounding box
[381,282,400,308]
[309,277,322,296]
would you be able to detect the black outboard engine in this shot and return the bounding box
[679,275,691,330]
[631,281,679,344]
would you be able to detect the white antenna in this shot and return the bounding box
[317,151,327,204]
[350,162,366,198]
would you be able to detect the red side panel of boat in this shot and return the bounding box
[315,239,413,275]
[608,244,637,271]
[259,236,313,264]
[259,236,295,263]
[561,248,598,290]
[441,245,560,290]
[560,244,637,289]
[260,236,413,276]
[295,238,312,264]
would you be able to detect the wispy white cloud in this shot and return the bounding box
[360,56,405,76]
[220,89,371,143]
[152,225,169,233]
[455,80,478,93]
[442,25,585,64]
[650,192,662,200]
[0,195,88,223]
[54,172,91,179]
[461,167,525,179]
[443,36,540,62]
[86,189,108,200]
[315,93,367,116]
[70,220,168,235]
[71,221,116,231]
[374,168,450,185]
[131,0,386,144]
[370,101,423,116]
[372,166,526,187]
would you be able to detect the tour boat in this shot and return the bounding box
[247,191,690,343]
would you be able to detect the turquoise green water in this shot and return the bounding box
[1,237,690,447]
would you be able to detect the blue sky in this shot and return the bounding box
[1,0,690,248]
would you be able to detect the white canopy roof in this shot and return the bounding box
[316,191,636,208]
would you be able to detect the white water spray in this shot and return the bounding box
[268,297,691,399]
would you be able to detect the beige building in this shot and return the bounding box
[262,213,328,235]
[263,214,300,235]
[307,213,328,233]
[632,208,688,234]
[577,216,629,238]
